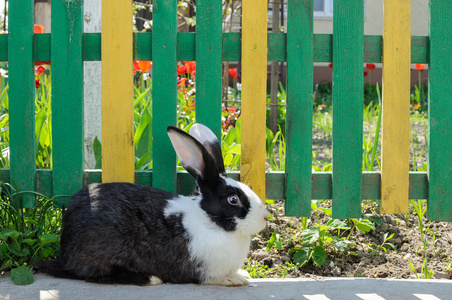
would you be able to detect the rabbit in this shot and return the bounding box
[40,123,268,286]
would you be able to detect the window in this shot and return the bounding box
[314,0,334,19]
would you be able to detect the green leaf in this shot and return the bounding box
[8,244,30,257]
[0,229,20,240]
[35,108,47,144]
[266,232,277,252]
[366,215,383,226]
[385,243,397,252]
[134,107,152,159]
[326,219,350,230]
[322,163,332,171]
[40,246,54,258]
[0,259,13,271]
[224,128,236,146]
[333,237,353,252]
[300,228,320,245]
[223,153,233,168]
[93,136,102,161]
[352,219,376,233]
[266,127,274,155]
[275,241,283,251]
[21,238,37,246]
[135,152,152,170]
[39,234,59,246]
[94,154,102,169]
[319,207,332,216]
[293,248,311,267]
[235,117,241,144]
[225,144,241,155]
[11,266,34,285]
[312,246,327,266]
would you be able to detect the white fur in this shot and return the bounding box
[147,276,163,286]
[189,124,218,146]
[163,183,267,284]
[222,177,269,234]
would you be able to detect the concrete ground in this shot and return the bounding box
[1,273,452,300]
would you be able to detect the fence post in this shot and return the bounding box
[241,0,267,202]
[332,0,364,219]
[8,0,35,207]
[101,0,135,183]
[152,0,178,192]
[381,0,411,214]
[427,1,452,221]
[51,0,84,206]
[285,0,313,217]
[195,0,223,138]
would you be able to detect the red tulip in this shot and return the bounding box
[35,78,40,88]
[177,64,188,76]
[183,61,196,74]
[228,68,239,80]
[415,64,425,71]
[364,71,369,77]
[328,63,333,69]
[366,63,376,70]
[133,61,152,72]
[34,24,44,34]
[36,65,45,76]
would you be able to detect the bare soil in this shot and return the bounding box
[245,117,452,280]
[246,200,452,280]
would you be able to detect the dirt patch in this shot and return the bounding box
[246,117,450,280]
[245,200,452,280]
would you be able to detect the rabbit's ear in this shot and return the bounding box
[189,124,226,175]
[167,126,220,186]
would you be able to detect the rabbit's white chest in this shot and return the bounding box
[164,196,251,280]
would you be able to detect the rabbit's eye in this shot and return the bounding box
[227,194,240,206]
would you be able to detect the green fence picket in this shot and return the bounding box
[332,0,364,219]
[285,0,313,217]
[195,0,223,137]
[8,0,35,207]
[152,0,178,192]
[427,1,452,221]
[51,0,84,207]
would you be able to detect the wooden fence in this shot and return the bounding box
[2,0,452,221]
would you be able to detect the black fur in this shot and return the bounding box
[41,183,202,285]
[199,177,251,231]
[40,124,258,286]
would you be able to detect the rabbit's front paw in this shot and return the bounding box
[237,269,251,279]
[145,276,164,286]
[203,272,249,286]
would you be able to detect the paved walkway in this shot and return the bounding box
[1,273,452,300]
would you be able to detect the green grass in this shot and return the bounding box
[0,181,62,284]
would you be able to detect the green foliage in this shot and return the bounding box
[11,265,34,285]
[290,219,353,268]
[0,182,62,285]
[266,82,287,134]
[266,127,285,171]
[222,118,242,171]
[370,232,396,258]
[363,83,382,172]
[411,199,427,243]
[133,76,153,170]
[408,240,434,279]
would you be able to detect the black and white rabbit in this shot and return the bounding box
[40,124,268,286]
